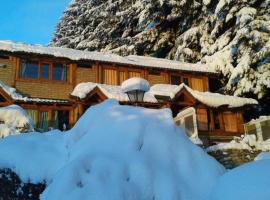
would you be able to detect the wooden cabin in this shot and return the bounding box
[0,41,258,143]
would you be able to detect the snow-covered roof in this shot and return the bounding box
[149,83,258,108]
[72,82,258,108]
[71,82,157,103]
[0,81,68,104]
[0,40,217,74]
[126,55,216,73]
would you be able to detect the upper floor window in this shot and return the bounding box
[170,75,182,85]
[52,64,67,81]
[20,61,39,79]
[19,60,67,82]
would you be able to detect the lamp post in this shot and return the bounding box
[121,77,150,106]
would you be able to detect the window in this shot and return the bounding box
[149,69,161,76]
[19,60,68,81]
[170,75,181,85]
[213,111,220,129]
[41,63,49,79]
[20,60,39,79]
[53,64,67,81]
[51,110,69,131]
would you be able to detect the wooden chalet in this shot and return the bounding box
[0,40,258,143]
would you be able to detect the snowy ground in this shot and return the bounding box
[0,100,269,200]
[0,100,224,200]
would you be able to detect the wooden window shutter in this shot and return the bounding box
[103,68,117,85]
[197,108,208,131]
[191,78,204,91]
[128,71,142,78]
[223,112,238,132]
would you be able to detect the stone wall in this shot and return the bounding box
[208,149,263,169]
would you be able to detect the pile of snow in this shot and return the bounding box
[207,134,270,152]
[0,130,66,183]
[0,105,34,138]
[121,77,150,93]
[0,100,225,200]
[210,159,270,200]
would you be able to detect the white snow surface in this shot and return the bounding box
[72,82,258,108]
[210,159,270,200]
[121,77,150,93]
[207,134,270,152]
[0,105,34,137]
[0,40,217,74]
[0,100,225,200]
[255,152,270,161]
[71,82,157,102]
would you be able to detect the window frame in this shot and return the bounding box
[170,73,190,86]
[18,59,68,83]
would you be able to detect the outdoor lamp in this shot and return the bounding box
[121,77,150,104]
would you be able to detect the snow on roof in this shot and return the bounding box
[0,81,68,103]
[149,83,258,108]
[121,77,150,92]
[0,40,217,74]
[71,82,157,103]
[72,82,258,108]
[126,55,216,73]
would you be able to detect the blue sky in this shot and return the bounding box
[0,0,70,45]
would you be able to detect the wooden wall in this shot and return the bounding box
[75,65,97,84]
[0,56,17,86]
[15,81,73,100]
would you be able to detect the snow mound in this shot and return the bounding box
[121,77,150,93]
[210,159,270,200]
[0,100,225,200]
[41,100,225,200]
[0,105,34,137]
[255,152,270,161]
[0,130,66,183]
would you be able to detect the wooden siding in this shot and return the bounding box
[223,111,238,132]
[103,67,118,85]
[148,74,167,85]
[197,108,208,130]
[191,77,204,91]
[15,81,73,100]
[76,66,97,84]
[0,56,16,86]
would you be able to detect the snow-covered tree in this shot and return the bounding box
[51,0,270,113]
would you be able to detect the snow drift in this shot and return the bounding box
[0,105,34,138]
[210,159,270,200]
[0,100,225,200]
